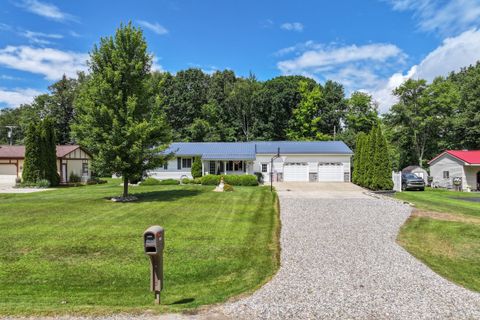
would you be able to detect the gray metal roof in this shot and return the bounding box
[164,141,352,159]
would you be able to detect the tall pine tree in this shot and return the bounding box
[22,123,41,183]
[42,118,60,186]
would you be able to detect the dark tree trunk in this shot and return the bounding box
[123,176,129,198]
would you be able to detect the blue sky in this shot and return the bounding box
[1,0,480,111]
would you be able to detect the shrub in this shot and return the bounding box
[223,175,240,185]
[236,174,259,186]
[158,179,180,185]
[223,183,234,192]
[36,179,51,188]
[201,174,221,185]
[181,178,193,184]
[253,172,264,184]
[193,177,202,184]
[191,157,202,178]
[69,173,81,183]
[86,178,108,185]
[140,177,161,185]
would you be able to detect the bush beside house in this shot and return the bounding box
[191,157,202,178]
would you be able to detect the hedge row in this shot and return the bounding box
[200,174,258,186]
[142,174,259,186]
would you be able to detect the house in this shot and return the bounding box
[401,165,429,184]
[0,145,92,184]
[428,150,480,191]
[148,141,353,182]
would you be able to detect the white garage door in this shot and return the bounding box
[0,164,17,185]
[318,162,344,182]
[284,162,309,181]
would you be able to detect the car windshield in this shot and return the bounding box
[405,173,420,179]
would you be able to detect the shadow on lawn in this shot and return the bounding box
[133,189,203,202]
[168,297,195,305]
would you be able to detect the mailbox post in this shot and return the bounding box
[144,225,164,305]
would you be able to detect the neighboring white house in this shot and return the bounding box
[148,141,353,182]
[402,165,429,184]
[0,145,92,184]
[428,150,480,191]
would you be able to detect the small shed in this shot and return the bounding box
[402,165,429,184]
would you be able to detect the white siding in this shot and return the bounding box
[430,154,466,190]
[464,166,480,191]
[256,154,351,182]
[148,157,193,179]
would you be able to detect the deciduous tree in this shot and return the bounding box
[73,22,172,197]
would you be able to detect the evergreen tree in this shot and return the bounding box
[372,126,393,190]
[364,127,377,189]
[22,123,41,183]
[352,132,366,184]
[191,156,202,178]
[42,118,60,186]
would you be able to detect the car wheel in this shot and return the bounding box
[402,183,406,191]
[419,187,425,191]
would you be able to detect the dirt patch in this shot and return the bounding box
[412,209,480,224]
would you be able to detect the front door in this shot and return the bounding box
[477,171,480,191]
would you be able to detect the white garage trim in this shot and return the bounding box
[284,162,309,181]
[318,162,344,182]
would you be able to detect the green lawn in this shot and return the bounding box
[396,188,480,292]
[0,180,280,316]
[396,188,480,217]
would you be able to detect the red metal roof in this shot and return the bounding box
[0,145,87,159]
[428,150,480,165]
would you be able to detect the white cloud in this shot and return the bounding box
[0,46,88,80]
[0,87,43,108]
[281,22,304,32]
[372,28,480,112]
[137,20,168,35]
[151,56,164,72]
[386,0,480,36]
[20,30,63,45]
[19,0,76,22]
[278,43,405,74]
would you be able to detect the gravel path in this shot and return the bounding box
[220,191,480,319]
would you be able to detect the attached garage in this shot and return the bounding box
[0,164,17,185]
[318,162,344,182]
[283,162,309,181]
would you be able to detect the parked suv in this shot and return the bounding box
[401,173,425,191]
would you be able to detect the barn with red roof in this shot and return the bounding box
[428,150,480,191]
[0,145,92,185]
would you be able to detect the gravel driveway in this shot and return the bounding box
[220,183,480,319]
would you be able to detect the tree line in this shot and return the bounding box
[1,22,479,182]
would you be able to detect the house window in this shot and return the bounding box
[163,162,168,170]
[82,162,88,175]
[443,171,449,179]
[261,163,268,173]
[226,161,243,171]
[182,158,192,168]
[177,158,181,170]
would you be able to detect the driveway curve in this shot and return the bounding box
[221,183,480,319]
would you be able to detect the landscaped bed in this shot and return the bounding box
[396,188,480,292]
[0,179,280,316]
